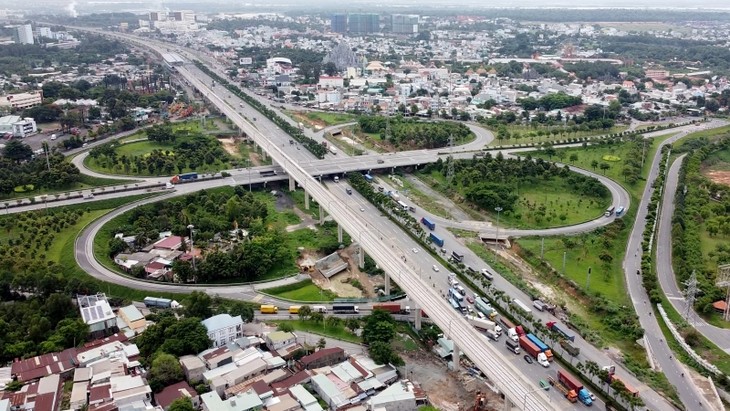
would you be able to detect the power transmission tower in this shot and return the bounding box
[683,270,700,324]
[446,155,455,184]
[716,264,730,321]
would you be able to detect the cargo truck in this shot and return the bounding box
[329,146,337,155]
[465,315,502,335]
[388,191,400,201]
[420,217,436,230]
[557,369,593,406]
[548,376,578,403]
[364,174,373,182]
[260,305,278,314]
[526,333,554,362]
[373,303,411,314]
[170,172,198,184]
[546,321,575,342]
[474,297,498,320]
[519,336,550,367]
[289,306,301,314]
[332,304,359,314]
[429,233,445,247]
[505,338,520,354]
[311,305,328,313]
[560,339,580,357]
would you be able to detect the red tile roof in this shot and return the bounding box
[271,370,311,393]
[154,381,196,409]
[250,380,271,396]
[11,348,77,382]
[33,392,58,411]
[89,384,112,404]
[300,347,344,366]
[153,236,183,250]
[82,334,129,350]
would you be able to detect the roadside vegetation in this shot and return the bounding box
[264,279,337,302]
[671,135,730,323]
[417,153,610,229]
[356,115,473,150]
[286,110,356,128]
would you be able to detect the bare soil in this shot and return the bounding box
[705,170,730,187]
[403,350,504,411]
[219,137,241,156]
[306,244,380,299]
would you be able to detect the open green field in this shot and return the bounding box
[272,319,361,343]
[264,280,337,302]
[487,124,628,147]
[303,111,357,127]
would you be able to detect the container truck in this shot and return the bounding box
[519,336,549,367]
[506,328,519,342]
[429,233,445,247]
[512,298,533,315]
[560,339,580,357]
[420,217,436,230]
[373,303,411,314]
[474,297,498,320]
[465,315,502,335]
[548,375,578,403]
[526,333,554,362]
[332,305,359,314]
[532,299,547,311]
[170,172,198,184]
[547,321,575,342]
[144,296,174,308]
[557,369,593,406]
[260,305,278,314]
[289,306,301,314]
[388,191,400,201]
[505,338,520,354]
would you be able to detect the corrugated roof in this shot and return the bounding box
[201,314,243,332]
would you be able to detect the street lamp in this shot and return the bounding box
[187,224,196,272]
[522,387,546,410]
[246,159,252,192]
[494,206,503,247]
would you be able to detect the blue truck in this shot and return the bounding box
[429,232,444,247]
[364,174,374,182]
[420,217,436,230]
[170,172,198,184]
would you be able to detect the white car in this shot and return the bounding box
[360,207,365,212]
[432,265,439,272]
[412,248,419,253]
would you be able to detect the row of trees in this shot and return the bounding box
[357,116,472,149]
[0,141,81,195]
[518,92,583,111]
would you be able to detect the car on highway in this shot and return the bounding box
[377,159,385,164]
[539,379,550,391]
[466,296,474,304]
[523,355,534,365]
[432,265,439,272]
[346,188,352,195]
[359,207,365,212]
[411,248,419,253]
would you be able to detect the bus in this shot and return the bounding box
[615,206,625,217]
[449,288,464,302]
[605,206,615,217]
[451,250,464,262]
[396,200,409,211]
[449,298,460,311]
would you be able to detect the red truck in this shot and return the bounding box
[373,303,411,315]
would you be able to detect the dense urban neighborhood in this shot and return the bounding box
[0,3,730,411]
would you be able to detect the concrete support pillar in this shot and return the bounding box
[452,343,460,372]
[358,245,365,268]
[319,207,326,224]
[304,191,310,210]
[384,272,391,296]
[337,224,343,243]
[502,396,514,411]
[413,303,421,330]
[289,176,295,192]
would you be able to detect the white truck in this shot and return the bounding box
[465,315,503,335]
[329,145,337,155]
[311,305,328,313]
[507,327,519,342]
[333,176,339,183]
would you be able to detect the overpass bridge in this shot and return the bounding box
[171,62,557,410]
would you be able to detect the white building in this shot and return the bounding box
[15,24,33,44]
[77,294,117,337]
[367,380,416,411]
[0,116,36,137]
[0,91,43,110]
[201,390,263,411]
[264,331,296,352]
[38,27,53,39]
[201,314,244,347]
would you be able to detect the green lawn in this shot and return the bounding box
[393,176,451,219]
[674,125,730,151]
[487,125,628,147]
[264,280,337,302]
[1,175,138,202]
[304,111,357,126]
[273,319,361,343]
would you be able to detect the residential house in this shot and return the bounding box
[109,375,152,407]
[288,384,322,411]
[209,358,267,397]
[155,381,199,410]
[117,305,146,335]
[367,380,416,411]
[77,294,118,338]
[179,355,206,384]
[310,374,352,410]
[264,332,296,352]
[11,348,77,382]
[200,390,263,411]
[202,314,245,348]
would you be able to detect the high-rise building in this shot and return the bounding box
[38,27,53,39]
[348,13,379,34]
[149,11,166,22]
[171,10,195,22]
[15,24,33,45]
[391,14,419,34]
[331,14,347,33]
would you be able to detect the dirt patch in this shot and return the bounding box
[219,137,240,156]
[306,245,381,299]
[705,170,730,187]
[403,350,503,410]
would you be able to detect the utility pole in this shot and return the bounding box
[42,141,51,172]
[446,155,455,184]
[684,270,700,324]
[586,267,592,290]
[562,251,567,274]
